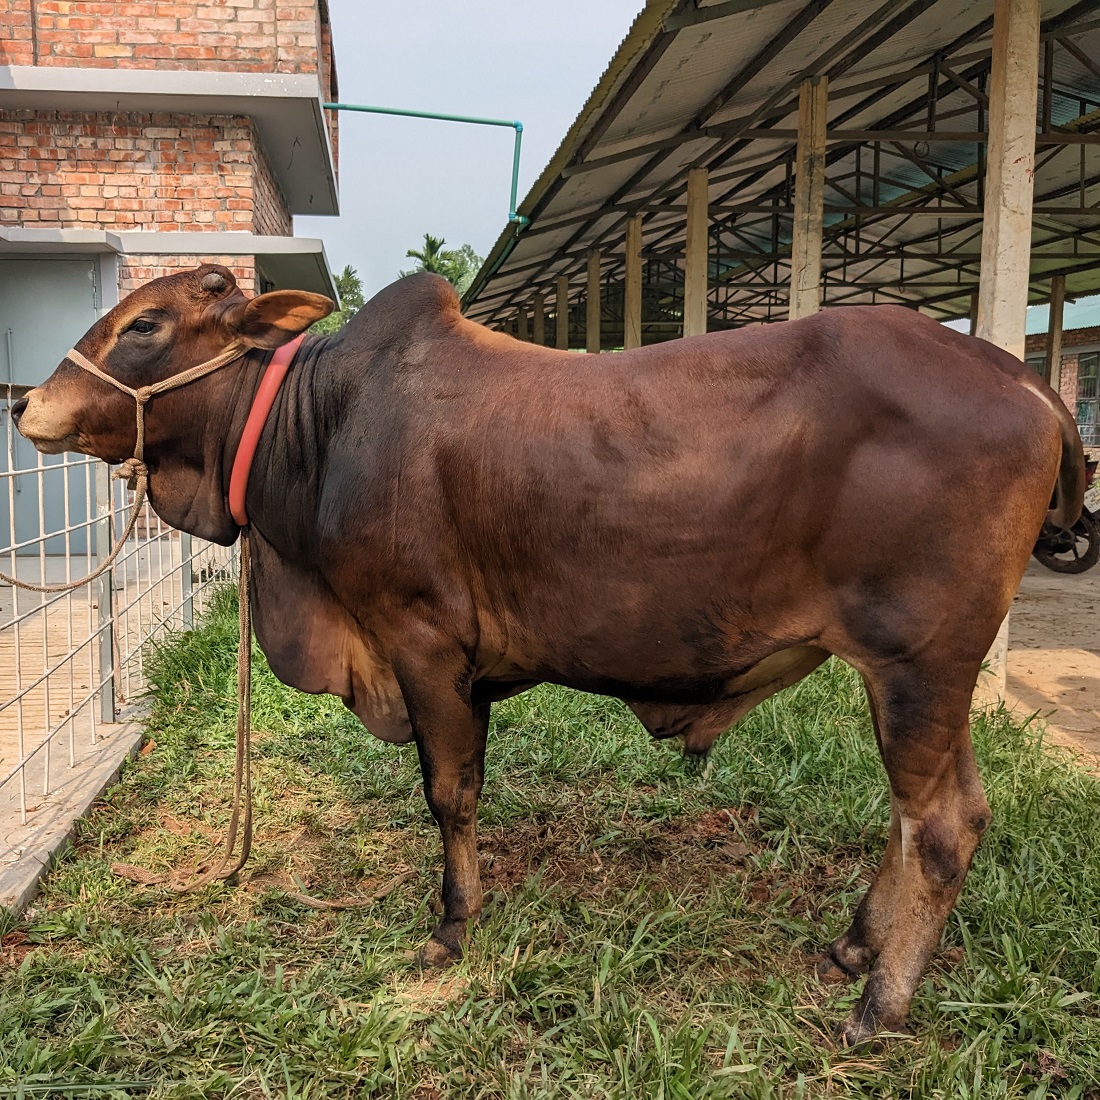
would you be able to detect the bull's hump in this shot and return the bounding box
[355,273,462,341]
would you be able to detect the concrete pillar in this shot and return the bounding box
[1046,274,1065,391]
[555,274,570,350]
[683,168,709,337]
[975,0,1040,702]
[532,291,545,346]
[624,214,644,350]
[586,249,602,353]
[789,76,828,320]
[516,303,529,343]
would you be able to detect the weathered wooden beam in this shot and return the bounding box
[586,249,602,353]
[531,290,545,346]
[555,274,570,350]
[1046,273,1066,388]
[790,76,828,319]
[683,168,710,336]
[624,215,643,349]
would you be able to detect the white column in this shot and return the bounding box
[555,274,570,350]
[683,168,709,337]
[789,76,828,320]
[975,0,1040,701]
[586,249,602,353]
[624,214,644,350]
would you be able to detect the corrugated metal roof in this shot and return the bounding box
[463,0,1100,338]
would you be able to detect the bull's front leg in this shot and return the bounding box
[396,654,489,967]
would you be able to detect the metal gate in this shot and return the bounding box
[0,258,235,906]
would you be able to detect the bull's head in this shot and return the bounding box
[13,264,333,463]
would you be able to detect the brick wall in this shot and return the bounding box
[120,253,256,296]
[0,1,35,67]
[1026,325,1100,420]
[0,0,338,171]
[0,110,290,235]
[251,138,292,236]
[1025,324,1100,355]
[1059,355,1079,411]
[2,1,326,74]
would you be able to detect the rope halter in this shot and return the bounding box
[66,342,246,489]
[0,341,247,595]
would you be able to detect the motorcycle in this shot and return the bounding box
[1032,457,1100,574]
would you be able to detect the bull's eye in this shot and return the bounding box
[127,319,158,335]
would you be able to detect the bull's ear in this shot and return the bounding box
[233,291,335,348]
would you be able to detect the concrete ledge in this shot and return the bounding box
[0,229,336,298]
[0,720,143,917]
[0,65,338,216]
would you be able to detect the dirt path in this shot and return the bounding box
[1007,559,1100,760]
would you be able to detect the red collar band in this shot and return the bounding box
[228,333,305,527]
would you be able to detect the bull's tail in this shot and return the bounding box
[1044,386,1086,531]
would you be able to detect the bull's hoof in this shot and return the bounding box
[816,946,864,984]
[816,954,857,985]
[418,935,463,969]
[834,1011,910,1051]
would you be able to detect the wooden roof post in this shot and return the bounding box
[975,0,1040,702]
[516,302,529,342]
[532,290,545,346]
[624,214,644,350]
[789,75,828,320]
[683,168,709,337]
[555,274,570,350]
[586,249,602,353]
[1046,274,1065,391]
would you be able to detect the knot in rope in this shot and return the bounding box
[113,458,148,491]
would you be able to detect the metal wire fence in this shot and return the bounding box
[0,388,235,872]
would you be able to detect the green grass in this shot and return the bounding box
[1,585,1099,1098]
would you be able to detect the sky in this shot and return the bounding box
[294,1,644,299]
[296,1,1099,328]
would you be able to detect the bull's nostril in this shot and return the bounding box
[10,397,28,424]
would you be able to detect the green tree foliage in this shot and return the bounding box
[310,265,365,334]
[400,234,484,296]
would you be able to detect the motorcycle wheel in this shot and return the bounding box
[1033,508,1100,574]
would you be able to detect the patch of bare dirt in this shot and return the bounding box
[0,929,35,967]
[477,805,795,905]
[1008,561,1100,762]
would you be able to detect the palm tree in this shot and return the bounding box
[403,233,450,275]
[400,234,484,294]
[310,265,365,334]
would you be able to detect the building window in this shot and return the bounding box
[1025,355,1045,376]
[1078,352,1099,447]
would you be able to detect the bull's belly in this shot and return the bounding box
[479,630,829,755]
[623,644,829,753]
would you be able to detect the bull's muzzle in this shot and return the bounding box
[10,388,81,453]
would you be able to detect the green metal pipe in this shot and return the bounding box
[323,102,529,225]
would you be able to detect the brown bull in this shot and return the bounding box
[13,264,1084,1044]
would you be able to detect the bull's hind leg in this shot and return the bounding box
[835,660,990,1045]
[820,800,902,981]
[821,680,902,981]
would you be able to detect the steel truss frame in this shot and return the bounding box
[474,0,1100,343]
